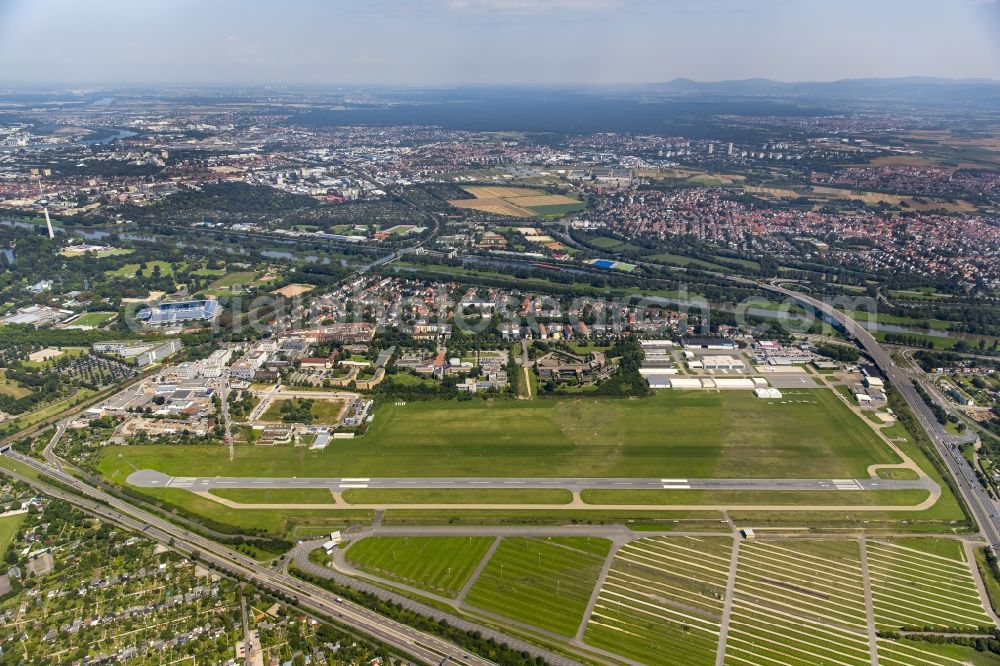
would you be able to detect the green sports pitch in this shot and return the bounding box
[99,389,899,480]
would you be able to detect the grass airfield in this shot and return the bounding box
[100,389,899,480]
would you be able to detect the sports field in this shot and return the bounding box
[272,283,315,298]
[67,311,116,327]
[99,389,899,480]
[207,271,258,290]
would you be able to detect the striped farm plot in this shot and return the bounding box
[725,540,872,666]
[584,536,732,666]
[867,539,995,632]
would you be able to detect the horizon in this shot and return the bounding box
[1,76,998,90]
[1,0,998,85]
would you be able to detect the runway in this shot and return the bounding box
[127,469,936,492]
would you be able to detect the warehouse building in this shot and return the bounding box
[702,355,747,372]
[683,336,738,350]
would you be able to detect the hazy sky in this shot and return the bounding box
[0,0,997,84]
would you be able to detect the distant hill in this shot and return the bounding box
[650,77,1000,104]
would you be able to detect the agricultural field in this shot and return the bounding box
[464,536,610,636]
[98,389,899,480]
[745,183,977,213]
[584,536,732,666]
[726,540,871,666]
[867,539,994,631]
[448,186,585,218]
[345,536,494,597]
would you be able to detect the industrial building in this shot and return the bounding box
[93,339,183,367]
[683,336,738,350]
[702,355,747,372]
[656,376,768,390]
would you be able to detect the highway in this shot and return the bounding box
[759,281,1000,549]
[127,469,936,493]
[0,450,579,666]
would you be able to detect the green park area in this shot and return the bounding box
[0,513,25,558]
[107,260,186,279]
[98,389,900,480]
[259,397,344,424]
[0,369,31,398]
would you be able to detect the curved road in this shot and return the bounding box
[758,281,1000,549]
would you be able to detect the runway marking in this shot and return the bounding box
[662,484,691,489]
[661,479,688,483]
[340,483,369,489]
[833,479,863,490]
[342,478,370,482]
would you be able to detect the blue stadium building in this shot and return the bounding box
[136,299,222,327]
